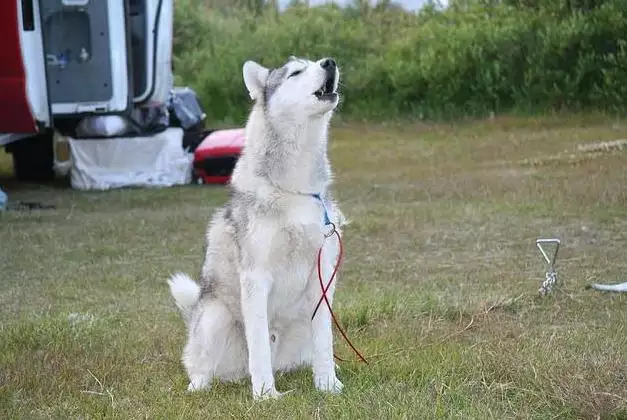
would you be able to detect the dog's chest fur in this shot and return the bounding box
[250,192,337,322]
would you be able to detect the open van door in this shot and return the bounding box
[40,0,133,116]
[130,0,173,106]
[2,0,171,133]
[0,0,51,134]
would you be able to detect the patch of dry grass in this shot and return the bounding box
[1,113,626,419]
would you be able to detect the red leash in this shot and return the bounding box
[311,225,368,364]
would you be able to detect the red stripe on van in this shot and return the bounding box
[0,1,39,133]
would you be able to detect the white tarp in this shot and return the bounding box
[66,127,193,191]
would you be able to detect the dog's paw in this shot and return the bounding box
[253,387,290,401]
[187,374,211,392]
[314,375,344,394]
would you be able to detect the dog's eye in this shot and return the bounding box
[288,69,303,78]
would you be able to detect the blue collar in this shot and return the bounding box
[311,193,332,226]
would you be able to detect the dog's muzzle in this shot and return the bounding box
[313,58,338,101]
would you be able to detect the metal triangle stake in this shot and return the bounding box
[536,238,560,296]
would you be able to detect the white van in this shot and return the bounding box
[0,0,173,181]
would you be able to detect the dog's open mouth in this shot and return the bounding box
[313,75,337,101]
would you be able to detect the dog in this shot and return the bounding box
[167,56,347,400]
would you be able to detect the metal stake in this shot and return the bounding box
[536,238,560,295]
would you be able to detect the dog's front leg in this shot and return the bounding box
[310,240,344,394]
[240,269,281,400]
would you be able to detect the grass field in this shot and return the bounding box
[1,114,626,419]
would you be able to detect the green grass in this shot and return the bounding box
[1,114,626,419]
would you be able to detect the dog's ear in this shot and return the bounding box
[243,61,269,101]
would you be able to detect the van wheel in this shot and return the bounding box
[8,132,55,182]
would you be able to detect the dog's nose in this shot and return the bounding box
[321,58,336,71]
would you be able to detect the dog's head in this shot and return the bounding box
[242,56,340,119]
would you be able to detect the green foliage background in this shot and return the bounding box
[172,0,627,123]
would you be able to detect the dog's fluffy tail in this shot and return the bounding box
[168,272,201,324]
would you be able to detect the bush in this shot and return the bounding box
[172,0,627,123]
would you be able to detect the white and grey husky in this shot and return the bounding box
[167,56,347,400]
